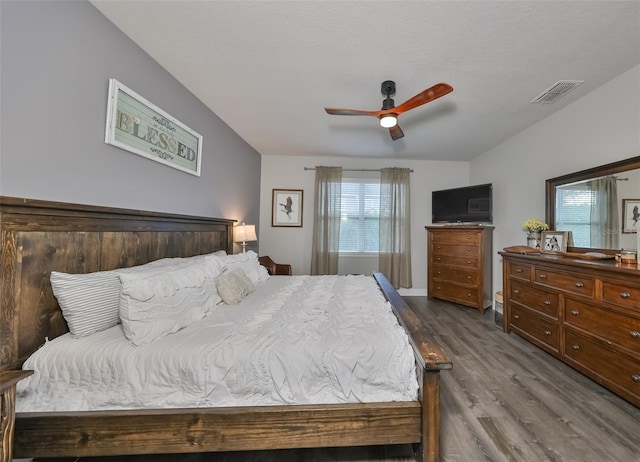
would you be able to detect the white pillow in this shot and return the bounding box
[220,251,269,286]
[50,251,225,338]
[50,270,122,338]
[216,267,255,305]
[119,258,223,345]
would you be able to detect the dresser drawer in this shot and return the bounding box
[432,243,479,258]
[510,304,559,352]
[430,231,480,245]
[508,261,531,282]
[565,298,640,354]
[431,265,478,285]
[564,329,640,403]
[602,281,640,313]
[533,268,594,298]
[510,281,559,319]
[431,282,480,307]
[432,255,478,268]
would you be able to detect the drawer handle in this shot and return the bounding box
[575,282,584,288]
[544,330,552,336]
[632,375,640,383]
[513,289,520,294]
[467,276,471,280]
[631,331,640,339]
[467,261,472,264]
[466,248,472,252]
[467,293,472,297]
[571,310,579,316]
[437,257,441,261]
[515,268,523,273]
[466,236,471,240]
[544,300,551,305]
[513,314,520,319]
[436,246,441,249]
[620,292,631,299]
[571,344,580,351]
[539,274,547,279]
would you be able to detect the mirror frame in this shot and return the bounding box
[545,155,640,252]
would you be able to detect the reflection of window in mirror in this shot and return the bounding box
[547,157,640,251]
[555,168,640,250]
[555,175,620,249]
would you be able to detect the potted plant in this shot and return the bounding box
[522,218,549,248]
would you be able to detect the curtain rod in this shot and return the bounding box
[304,167,413,172]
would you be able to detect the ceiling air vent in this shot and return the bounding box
[531,80,584,104]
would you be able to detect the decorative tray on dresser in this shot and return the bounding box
[500,251,640,407]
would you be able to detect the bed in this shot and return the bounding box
[0,196,452,462]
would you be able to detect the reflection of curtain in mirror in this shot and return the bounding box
[310,166,342,275]
[589,176,619,248]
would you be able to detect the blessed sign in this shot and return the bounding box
[105,79,202,176]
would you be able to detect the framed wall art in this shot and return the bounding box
[622,199,640,234]
[105,78,203,176]
[540,231,570,254]
[272,189,303,227]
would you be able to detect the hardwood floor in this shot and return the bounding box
[27,297,640,462]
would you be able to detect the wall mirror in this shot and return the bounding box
[545,156,640,251]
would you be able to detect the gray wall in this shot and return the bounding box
[0,0,261,246]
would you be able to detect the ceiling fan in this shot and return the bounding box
[324,81,453,140]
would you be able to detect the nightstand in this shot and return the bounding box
[1,370,33,462]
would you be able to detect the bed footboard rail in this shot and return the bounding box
[373,273,452,462]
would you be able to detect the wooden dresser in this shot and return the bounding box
[500,252,640,407]
[426,226,494,312]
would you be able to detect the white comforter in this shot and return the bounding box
[17,275,418,412]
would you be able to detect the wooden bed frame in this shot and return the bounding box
[0,196,452,462]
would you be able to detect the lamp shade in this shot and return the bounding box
[234,223,257,243]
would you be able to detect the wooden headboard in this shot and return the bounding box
[0,197,234,371]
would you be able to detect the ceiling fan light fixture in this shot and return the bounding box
[379,114,397,128]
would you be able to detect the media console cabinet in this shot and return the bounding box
[500,252,640,407]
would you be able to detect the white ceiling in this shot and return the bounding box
[90,1,640,162]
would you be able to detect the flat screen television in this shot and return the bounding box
[432,183,493,224]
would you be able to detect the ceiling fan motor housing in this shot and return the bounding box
[381,80,396,97]
[381,80,396,110]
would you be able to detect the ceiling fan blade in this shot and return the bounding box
[324,107,382,117]
[393,83,453,115]
[389,124,404,141]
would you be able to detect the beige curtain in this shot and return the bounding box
[379,167,412,289]
[590,176,619,248]
[310,166,342,275]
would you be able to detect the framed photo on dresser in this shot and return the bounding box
[540,231,569,254]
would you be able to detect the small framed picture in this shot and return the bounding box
[272,189,303,227]
[540,231,569,254]
[622,199,640,234]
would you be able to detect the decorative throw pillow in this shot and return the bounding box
[118,258,223,345]
[216,267,256,305]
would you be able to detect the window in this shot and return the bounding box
[339,179,380,252]
[556,183,595,247]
